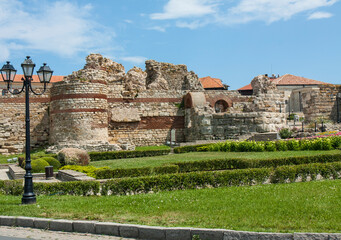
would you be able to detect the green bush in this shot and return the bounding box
[89,149,171,161]
[31,159,50,173]
[39,157,61,170]
[271,162,341,183]
[279,128,292,139]
[101,168,272,195]
[35,181,100,196]
[0,180,23,195]
[173,144,210,154]
[174,153,341,173]
[94,165,179,179]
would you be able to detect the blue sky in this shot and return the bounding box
[0,0,340,90]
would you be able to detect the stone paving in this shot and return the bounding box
[0,226,135,240]
[0,169,11,180]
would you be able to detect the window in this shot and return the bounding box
[214,100,228,113]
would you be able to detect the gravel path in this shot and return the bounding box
[0,226,136,240]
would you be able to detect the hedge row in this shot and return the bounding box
[94,165,179,179]
[101,161,341,195]
[174,136,341,153]
[1,162,340,196]
[175,153,341,173]
[90,152,341,179]
[89,149,171,161]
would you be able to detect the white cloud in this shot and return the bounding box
[121,56,147,65]
[150,0,217,20]
[224,0,338,24]
[124,19,133,24]
[147,26,167,32]
[308,11,333,19]
[150,0,338,29]
[0,0,116,61]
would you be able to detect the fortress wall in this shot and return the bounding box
[107,90,186,146]
[301,84,341,121]
[0,93,50,154]
[49,80,109,145]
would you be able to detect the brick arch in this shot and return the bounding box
[184,92,207,108]
[207,94,233,109]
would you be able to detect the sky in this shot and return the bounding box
[0,0,340,90]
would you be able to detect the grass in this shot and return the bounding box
[0,149,53,164]
[90,149,341,169]
[1,180,340,233]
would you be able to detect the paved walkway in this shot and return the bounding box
[0,226,134,240]
[0,169,11,180]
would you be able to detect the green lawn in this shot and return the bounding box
[90,150,341,169]
[1,180,340,233]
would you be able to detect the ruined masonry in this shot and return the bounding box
[0,54,338,154]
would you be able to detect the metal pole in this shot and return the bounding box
[315,121,317,132]
[302,122,304,132]
[337,96,340,124]
[321,121,324,132]
[22,77,36,204]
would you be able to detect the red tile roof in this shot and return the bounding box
[199,76,224,89]
[12,74,64,83]
[238,74,329,91]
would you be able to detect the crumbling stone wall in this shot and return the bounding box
[301,84,341,121]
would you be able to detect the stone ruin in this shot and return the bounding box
[0,53,338,154]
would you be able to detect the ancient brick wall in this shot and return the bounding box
[0,92,50,154]
[49,80,109,146]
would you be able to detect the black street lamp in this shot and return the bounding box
[0,56,53,204]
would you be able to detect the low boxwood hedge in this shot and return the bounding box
[174,136,341,153]
[1,162,341,196]
[89,149,171,161]
[93,152,341,179]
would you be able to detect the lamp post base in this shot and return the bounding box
[22,194,36,205]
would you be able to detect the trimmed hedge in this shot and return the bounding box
[93,152,341,179]
[271,162,341,183]
[1,162,341,196]
[94,165,179,179]
[175,153,341,173]
[35,181,100,196]
[174,136,341,153]
[173,144,210,154]
[0,179,23,195]
[100,168,272,195]
[89,149,171,161]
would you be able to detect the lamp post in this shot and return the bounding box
[1,56,53,204]
[276,101,283,113]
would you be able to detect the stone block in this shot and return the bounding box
[293,233,330,240]
[49,219,73,232]
[119,224,139,238]
[95,222,120,236]
[33,218,51,229]
[139,226,166,240]
[16,216,34,228]
[328,234,341,240]
[224,231,293,240]
[0,216,17,226]
[166,227,191,240]
[73,220,96,233]
[191,228,225,240]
